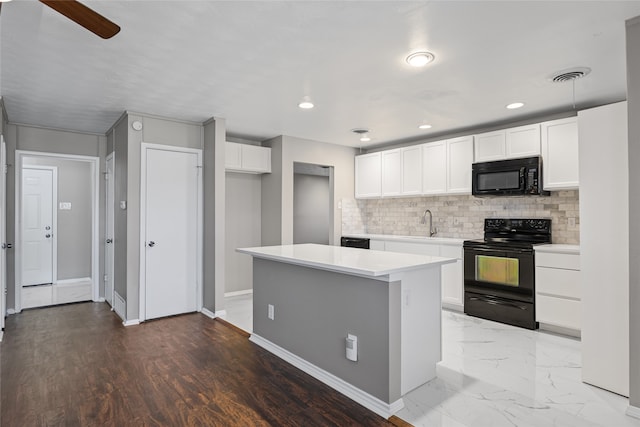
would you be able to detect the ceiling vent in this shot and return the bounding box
[550,67,591,83]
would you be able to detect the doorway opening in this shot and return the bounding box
[293,162,333,245]
[15,151,100,312]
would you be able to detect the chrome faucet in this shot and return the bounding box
[420,209,438,237]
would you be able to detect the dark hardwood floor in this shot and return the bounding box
[1,302,409,426]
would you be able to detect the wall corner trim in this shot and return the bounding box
[249,333,404,419]
[627,405,640,419]
[200,307,216,319]
[123,319,140,327]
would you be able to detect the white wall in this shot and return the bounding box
[293,173,330,244]
[225,172,261,293]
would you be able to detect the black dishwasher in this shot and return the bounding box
[340,236,370,249]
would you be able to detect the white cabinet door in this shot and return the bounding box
[355,152,382,198]
[225,142,242,169]
[474,130,505,162]
[225,142,271,173]
[447,136,474,194]
[401,146,422,195]
[422,140,447,195]
[381,149,402,197]
[441,259,463,308]
[541,117,579,190]
[242,145,271,173]
[506,124,540,159]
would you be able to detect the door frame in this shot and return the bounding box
[15,150,100,312]
[138,143,203,322]
[19,165,58,289]
[105,152,115,307]
[0,137,5,333]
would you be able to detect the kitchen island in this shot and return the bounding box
[237,243,455,418]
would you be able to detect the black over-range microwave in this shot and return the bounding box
[472,156,549,196]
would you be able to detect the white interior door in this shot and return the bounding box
[143,146,199,320]
[21,167,55,287]
[105,154,115,307]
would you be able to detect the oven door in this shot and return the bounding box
[463,245,534,302]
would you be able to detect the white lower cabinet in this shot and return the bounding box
[375,238,464,311]
[369,239,385,251]
[534,245,581,334]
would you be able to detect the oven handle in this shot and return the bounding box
[464,246,532,254]
[468,296,528,310]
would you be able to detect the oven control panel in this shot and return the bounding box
[485,218,551,233]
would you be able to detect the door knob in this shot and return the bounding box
[45,234,51,238]
[106,238,113,244]
[45,226,51,230]
[148,241,156,247]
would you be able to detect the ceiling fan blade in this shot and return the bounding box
[39,0,120,39]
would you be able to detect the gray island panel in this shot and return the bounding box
[253,258,401,403]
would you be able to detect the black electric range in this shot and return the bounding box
[463,218,552,330]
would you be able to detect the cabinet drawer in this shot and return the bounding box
[536,294,581,330]
[440,244,462,259]
[536,267,580,299]
[535,251,580,270]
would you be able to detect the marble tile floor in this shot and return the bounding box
[223,293,639,427]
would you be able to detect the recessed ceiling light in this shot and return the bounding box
[298,96,314,109]
[506,102,525,110]
[360,134,371,142]
[418,124,432,129]
[406,51,435,67]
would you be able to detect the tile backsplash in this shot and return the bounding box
[341,190,579,244]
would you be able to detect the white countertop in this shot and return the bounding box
[237,243,456,277]
[534,244,580,254]
[342,233,466,246]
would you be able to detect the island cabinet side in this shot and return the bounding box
[248,257,442,418]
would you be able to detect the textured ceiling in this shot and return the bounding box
[2,1,640,147]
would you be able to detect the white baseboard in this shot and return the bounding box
[627,405,640,419]
[56,277,92,285]
[200,307,216,319]
[215,309,227,318]
[6,308,16,315]
[0,331,3,342]
[96,297,106,303]
[123,319,140,326]
[224,289,253,297]
[249,334,404,419]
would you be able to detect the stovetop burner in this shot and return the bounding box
[463,218,552,248]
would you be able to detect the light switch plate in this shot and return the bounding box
[59,202,72,210]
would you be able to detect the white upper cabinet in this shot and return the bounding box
[421,140,447,195]
[447,136,474,194]
[505,124,541,158]
[225,142,271,174]
[401,145,423,196]
[225,141,242,169]
[474,130,506,162]
[475,125,540,162]
[541,117,579,190]
[355,152,382,198]
[381,149,402,196]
